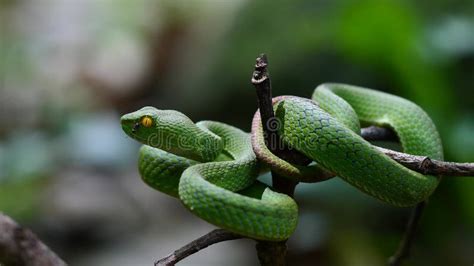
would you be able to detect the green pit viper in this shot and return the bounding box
[121,83,443,241]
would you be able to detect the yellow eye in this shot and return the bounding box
[140,116,153,127]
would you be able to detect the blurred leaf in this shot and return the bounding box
[333,0,455,119]
[0,178,43,221]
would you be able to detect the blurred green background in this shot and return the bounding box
[0,0,473,265]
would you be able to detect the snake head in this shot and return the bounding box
[121,106,208,161]
[121,106,156,143]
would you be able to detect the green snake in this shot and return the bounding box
[120,83,443,241]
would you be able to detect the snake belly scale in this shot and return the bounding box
[121,83,443,241]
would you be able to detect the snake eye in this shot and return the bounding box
[140,116,153,128]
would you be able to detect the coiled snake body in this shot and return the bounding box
[121,84,443,241]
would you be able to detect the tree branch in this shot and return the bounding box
[251,54,312,168]
[0,213,66,266]
[377,147,474,176]
[251,54,313,265]
[361,125,398,141]
[154,229,241,266]
[152,55,474,265]
[388,202,426,266]
[152,123,474,265]
[151,123,474,266]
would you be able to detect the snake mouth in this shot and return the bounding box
[121,119,133,134]
[121,119,147,143]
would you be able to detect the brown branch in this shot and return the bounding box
[360,126,474,176]
[154,229,241,266]
[377,147,474,176]
[150,133,474,266]
[255,241,287,266]
[251,54,314,265]
[151,126,474,265]
[0,213,66,266]
[251,54,311,168]
[361,125,398,141]
[375,135,474,265]
[150,118,474,266]
[361,127,474,266]
[153,56,474,265]
[388,202,426,266]
[251,54,275,144]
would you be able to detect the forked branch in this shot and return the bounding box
[153,54,474,266]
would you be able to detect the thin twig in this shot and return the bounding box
[251,54,275,144]
[388,202,426,266]
[154,229,241,266]
[361,127,474,175]
[377,147,474,176]
[0,212,66,266]
[251,54,311,167]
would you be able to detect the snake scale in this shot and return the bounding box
[121,83,443,241]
